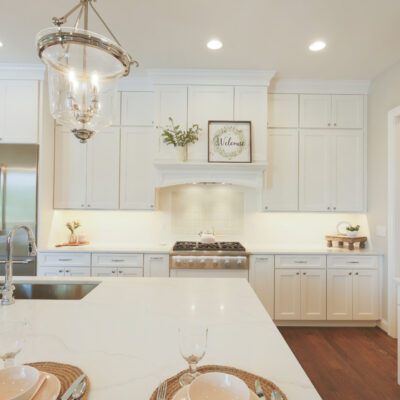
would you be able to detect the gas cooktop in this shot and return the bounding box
[172,241,246,252]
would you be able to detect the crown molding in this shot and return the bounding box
[148,69,276,86]
[0,63,45,80]
[269,78,370,94]
[118,75,154,91]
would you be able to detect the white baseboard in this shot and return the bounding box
[377,319,389,333]
[275,320,378,328]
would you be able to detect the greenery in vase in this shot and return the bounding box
[161,117,201,147]
[346,224,360,232]
[66,220,81,234]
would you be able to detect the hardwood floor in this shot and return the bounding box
[279,327,400,400]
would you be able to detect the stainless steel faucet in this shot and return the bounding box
[0,225,37,305]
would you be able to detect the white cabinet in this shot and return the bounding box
[249,255,274,317]
[121,92,154,126]
[299,129,364,212]
[187,86,234,160]
[234,86,268,161]
[144,254,169,277]
[120,127,155,210]
[117,267,143,277]
[92,266,143,277]
[300,269,326,320]
[91,267,117,277]
[352,269,379,320]
[65,267,91,277]
[327,269,355,320]
[268,94,299,128]
[264,129,298,211]
[37,266,90,277]
[38,252,91,277]
[0,80,39,143]
[154,85,188,160]
[54,127,120,209]
[299,130,331,211]
[300,94,363,129]
[275,269,301,320]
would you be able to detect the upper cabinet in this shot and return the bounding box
[268,94,298,128]
[187,86,234,160]
[0,80,39,143]
[54,126,120,209]
[300,94,363,129]
[121,92,155,126]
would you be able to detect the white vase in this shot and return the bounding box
[347,230,358,238]
[178,145,188,162]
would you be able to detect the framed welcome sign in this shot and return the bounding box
[208,121,252,163]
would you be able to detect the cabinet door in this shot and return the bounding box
[37,266,65,277]
[268,94,298,128]
[120,127,155,210]
[121,92,154,126]
[301,269,326,320]
[92,267,117,277]
[118,267,143,277]
[54,126,87,209]
[265,129,298,211]
[353,269,379,320]
[327,269,353,320]
[332,130,364,212]
[331,95,363,129]
[155,85,188,160]
[188,86,234,160]
[300,95,331,128]
[65,267,91,277]
[144,254,170,277]
[235,86,267,161]
[275,269,301,320]
[299,130,331,211]
[249,255,274,318]
[0,80,39,143]
[86,128,120,209]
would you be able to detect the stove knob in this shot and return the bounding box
[237,258,243,264]
[200,258,206,264]
[176,258,181,264]
[189,259,194,264]
[213,259,218,265]
[224,258,230,265]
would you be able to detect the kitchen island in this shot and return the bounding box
[1,277,321,399]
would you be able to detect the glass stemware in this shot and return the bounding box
[178,326,208,387]
[0,320,27,368]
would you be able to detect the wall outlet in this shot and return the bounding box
[375,225,387,238]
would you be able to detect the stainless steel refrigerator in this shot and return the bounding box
[0,144,38,276]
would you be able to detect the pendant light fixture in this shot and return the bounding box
[36,0,138,143]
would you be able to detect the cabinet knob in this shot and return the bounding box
[150,205,154,208]
[58,269,63,273]
[333,207,336,210]
[264,206,268,210]
[296,272,300,275]
[112,270,116,274]
[349,272,352,275]
[328,123,331,127]
[355,272,359,275]
[303,272,306,275]
[327,207,331,210]
[81,204,85,207]
[65,269,70,273]
[334,123,337,126]
[88,204,91,208]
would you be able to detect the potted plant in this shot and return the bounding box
[66,220,81,244]
[346,224,360,238]
[161,117,201,162]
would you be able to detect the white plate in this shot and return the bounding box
[33,373,61,400]
[171,385,259,400]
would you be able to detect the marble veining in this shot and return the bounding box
[1,277,321,399]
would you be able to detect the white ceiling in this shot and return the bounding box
[1,0,400,79]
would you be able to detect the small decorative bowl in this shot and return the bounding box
[0,365,40,400]
[188,372,250,400]
[347,230,358,238]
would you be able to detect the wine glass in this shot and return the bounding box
[0,320,27,368]
[178,325,208,387]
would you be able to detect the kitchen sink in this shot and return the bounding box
[13,282,99,300]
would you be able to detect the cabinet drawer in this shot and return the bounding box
[92,253,143,267]
[327,255,378,269]
[275,255,326,269]
[118,267,143,277]
[38,252,91,267]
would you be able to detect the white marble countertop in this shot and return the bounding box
[2,277,321,400]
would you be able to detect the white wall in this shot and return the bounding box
[367,59,400,322]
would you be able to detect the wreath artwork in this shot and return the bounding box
[208,121,252,163]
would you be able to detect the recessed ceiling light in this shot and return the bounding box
[309,41,326,52]
[0,42,3,48]
[207,39,223,50]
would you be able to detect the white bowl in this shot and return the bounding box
[0,365,40,400]
[188,372,250,400]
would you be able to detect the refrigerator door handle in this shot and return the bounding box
[0,257,34,265]
[0,164,6,235]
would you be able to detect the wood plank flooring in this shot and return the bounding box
[278,327,400,400]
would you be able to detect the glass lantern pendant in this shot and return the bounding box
[36,0,138,143]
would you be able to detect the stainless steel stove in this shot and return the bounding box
[170,241,249,272]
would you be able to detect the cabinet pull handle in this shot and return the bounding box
[294,261,307,264]
[112,259,124,262]
[65,269,70,273]
[58,269,63,273]
[347,261,359,264]
[256,257,270,261]
[150,257,163,260]
[59,258,72,262]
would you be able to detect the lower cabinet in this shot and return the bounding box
[91,266,143,277]
[249,255,274,317]
[275,268,326,320]
[38,266,91,277]
[327,268,379,320]
[144,254,170,277]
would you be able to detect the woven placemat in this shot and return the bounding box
[26,362,90,400]
[150,365,287,400]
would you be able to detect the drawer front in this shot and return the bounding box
[38,252,91,267]
[327,255,378,269]
[118,267,143,277]
[92,253,143,267]
[275,255,326,269]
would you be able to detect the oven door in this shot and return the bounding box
[170,268,248,280]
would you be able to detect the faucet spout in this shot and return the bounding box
[0,225,37,306]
